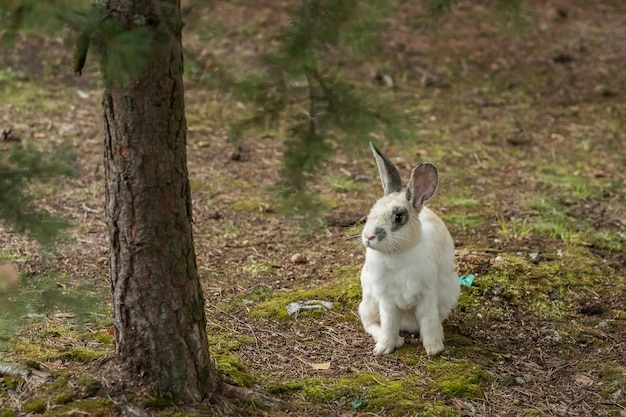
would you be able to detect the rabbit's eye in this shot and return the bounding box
[391,207,408,230]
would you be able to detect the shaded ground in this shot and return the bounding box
[1,1,626,416]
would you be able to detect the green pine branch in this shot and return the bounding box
[0,142,76,247]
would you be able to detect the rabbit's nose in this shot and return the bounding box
[366,235,376,241]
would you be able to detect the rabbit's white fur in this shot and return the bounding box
[359,143,460,356]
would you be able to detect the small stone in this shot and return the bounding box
[610,389,623,401]
[290,253,308,264]
[515,377,526,385]
[491,285,505,296]
[596,320,609,329]
[462,401,476,413]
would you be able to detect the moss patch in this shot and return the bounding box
[22,398,47,414]
[214,352,256,388]
[466,246,617,319]
[275,372,457,416]
[44,398,116,417]
[2,375,24,391]
[54,389,74,405]
[427,359,492,399]
[250,266,361,320]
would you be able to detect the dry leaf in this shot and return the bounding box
[0,263,19,289]
[53,312,76,319]
[573,373,594,386]
[311,362,331,370]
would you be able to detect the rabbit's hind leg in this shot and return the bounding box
[400,310,420,334]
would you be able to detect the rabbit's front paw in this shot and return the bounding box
[423,341,445,356]
[373,335,405,356]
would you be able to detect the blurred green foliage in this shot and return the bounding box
[0,141,76,247]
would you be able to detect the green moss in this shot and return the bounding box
[214,352,256,387]
[422,403,459,417]
[77,373,95,386]
[0,410,18,417]
[54,390,74,405]
[22,398,47,413]
[60,348,107,363]
[327,175,363,192]
[143,396,174,410]
[265,380,304,396]
[24,360,41,370]
[292,372,448,416]
[523,409,545,416]
[2,375,24,390]
[613,309,626,320]
[48,376,69,391]
[427,359,491,399]
[593,363,626,402]
[83,330,115,345]
[45,398,115,417]
[486,307,505,321]
[251,266,361,320]
[470,247,617,319]
[208,332,255,352]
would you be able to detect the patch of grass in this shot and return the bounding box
[442,211,487,232]
[0,71,71,113]
[528,211,583,242]
[0,272,107,352]
[496,214,532,240]
[326,175,363,193]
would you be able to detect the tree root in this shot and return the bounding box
[219,379,288,411]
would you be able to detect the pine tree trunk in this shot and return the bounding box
[101,0,213,402]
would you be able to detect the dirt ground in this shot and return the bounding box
[1,1,626,416]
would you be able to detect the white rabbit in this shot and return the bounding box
[358,142,460,356]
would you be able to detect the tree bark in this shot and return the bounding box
[101,0,213,402]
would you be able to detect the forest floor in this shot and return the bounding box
[1,0,626,416]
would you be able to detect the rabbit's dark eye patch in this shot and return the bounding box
[391,206,408,230]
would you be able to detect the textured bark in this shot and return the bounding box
[101,0,213,402]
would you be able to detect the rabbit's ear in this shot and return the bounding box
[370,142,403,195]
[407,162,439,209]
